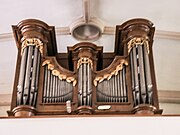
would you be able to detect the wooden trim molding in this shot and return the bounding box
[155,30,180,40]
[158,90,180,103]
[0,94,12,106]
[1,90,180,106]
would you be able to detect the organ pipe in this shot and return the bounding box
[96,62,128,103]
[77,57,93,106]
[128,37,153,106]
[42,60,75,103]
[16,38,42,107]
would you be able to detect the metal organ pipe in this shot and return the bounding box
[130,50,136,105]
[117,70,120,102]
[17,40,41,107]
[17,47,28,105]
[23,46,34,105]
[78,58,92,106]
[78,64,83,105]
[96,62,128,103]
[42,62,74,104]
[83,63,87,105]
[122,67,127,102]
[119,70,124,102]
[87,63,92,106]
[43,65,48,103]
[143,44,153,104]
[138,45,147,103]
[132,46,140,105]
[31,47,41,107]
[129,37,153,106]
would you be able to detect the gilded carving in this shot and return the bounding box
[77,57,93,69]
[94,59,128,87]
[21,38,44,55]
[127,37,150,54]
[42,60,77,86]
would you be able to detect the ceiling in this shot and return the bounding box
[0,0,180,99]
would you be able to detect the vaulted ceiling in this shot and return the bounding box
[1,0,180,115]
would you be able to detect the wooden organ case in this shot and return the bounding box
[8,18,162,117]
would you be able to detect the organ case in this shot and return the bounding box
[8,18,162,116]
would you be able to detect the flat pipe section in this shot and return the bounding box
[112,76,115,102]
[55,76,58,103]
[120,70,124,102]
[57,79,61,102]
[97,81,109,102]
[107,80,110,102]
[96,67,128,103]
[108,77,112,102]
[105,80,109,102]
[17,47,28,105]
[97,82,102,102]
[143,45,153,104]
[46,68,51,103]
[43,67,73,103]
[114,74,118,102]
[117,71,120,102]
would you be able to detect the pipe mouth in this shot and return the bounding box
[70,17,104,41]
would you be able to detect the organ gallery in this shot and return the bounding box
[8,18,163,117]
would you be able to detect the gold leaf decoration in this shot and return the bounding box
[127,37,150,54]
[48,64,54,70]
[77,57,93,69]
[73,80,77,87]
[52,70,60,76]
[42,60,76,86]
[21,38,44,55]
[94,59,128,87]
[42,60,50,66]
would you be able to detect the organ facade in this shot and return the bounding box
[8,18,162,117]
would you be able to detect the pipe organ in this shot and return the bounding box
[8,18,162,117]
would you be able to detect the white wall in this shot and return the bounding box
[0,117,180,135]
